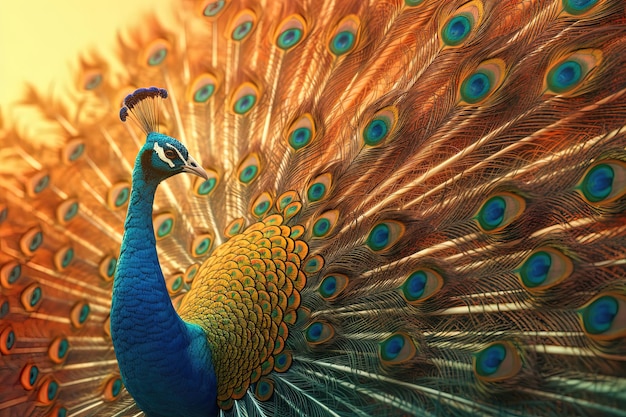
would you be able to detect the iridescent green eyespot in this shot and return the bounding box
[148,48,167,66]
[474,343,506,377]
[29,232,43,252]
[277,28,303,50]
[289,127,311,150]
[379,333,416,364]
[254,200,270,217]
[305,321,334,344]
[157,218,173,238]
[363,117,390,146]
[194,237,212,256]
[240,165,258,183]
[107,258,117,278]
[197,178,217,196]
[194,84,215,103]
[313,218,330,237]
[234,94,257,114]
[233,21,253,41]
[579,162,626,204]
[330,31,355,55]
[546,60,582,94]
[115,187,130,207]
[562,0,599,15]
[442,15,472,46]
[580,295,618,335]
[203,0,225,16]
[366,221,404,252]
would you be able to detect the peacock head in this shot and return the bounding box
[120,87,208,181]
[142,132,208,181]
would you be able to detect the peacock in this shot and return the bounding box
[1,0,626,415]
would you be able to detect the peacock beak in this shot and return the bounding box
[182,156,209,180]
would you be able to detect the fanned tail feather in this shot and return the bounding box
[1,0,626,416]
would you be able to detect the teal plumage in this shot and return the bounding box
[1,0,626,416]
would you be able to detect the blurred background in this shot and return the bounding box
[0,0,173,120]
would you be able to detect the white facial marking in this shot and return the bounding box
[165,143,187,163]
[153,142,175,168]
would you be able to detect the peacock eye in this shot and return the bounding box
[164,149,177,159]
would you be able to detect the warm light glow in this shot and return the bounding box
[0,0,173,117]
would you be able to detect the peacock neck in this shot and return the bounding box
[111,149,218,417]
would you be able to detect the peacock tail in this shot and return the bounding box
[2,0,626,416]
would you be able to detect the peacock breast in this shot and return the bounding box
[177,214,309,410]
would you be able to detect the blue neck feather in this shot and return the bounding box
[111,145,218,417]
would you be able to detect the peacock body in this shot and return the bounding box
[1,0,626,416]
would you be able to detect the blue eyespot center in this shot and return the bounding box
[364,117,390,146]
[203,0,225,16]
[35,175,50,193]
[64,202,79,222]
[115,187,130,207]
[6,330,15,349]
[240,165,259,183]
[313,218,331,236]
[234,94,257,114]
[69,144,85,161]
[462,72,491,103]
[58,339,69,358]
[320,276,337,297]
[476,344,506,376]
[548,60,583,93]
[290,127,312,149]
[278,28,303,49]
[582,295,618,335]
[330,31,356,55]
[403,271,427,300]
[29,365,39,385]
[198,178,217,195]
[380,333,415,364]
[79,304,90,323]
[256,380,271,396]
[9,264,22,284]
[62,248,74,268]
[30,287,42,307]
[233,21,253,40]
[158,218,173,237]
[148,49,167,66]
[254,201,270,216]
[563,0,599,14]
[107,258,117,277]
[308,183,326,201]
[112,378,122,396]
[306,322,323,341]
[0,301,9,318]
[582,164,614,202]
[520,251,552,287]
[47,380,59,400]
[172,276,183,291]
[478,196,506,230]
[194,84,215,103]
[367,223,390,251]
[29,232,43,252]
[442,15,472,46]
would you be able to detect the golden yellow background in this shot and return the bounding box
[0,0,173,115]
